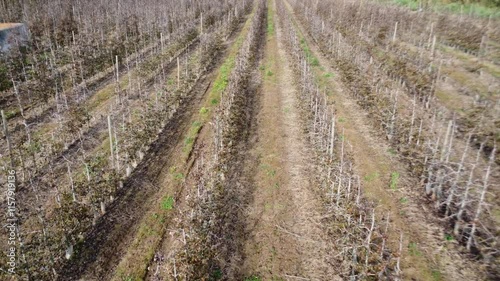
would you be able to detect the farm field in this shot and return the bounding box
[0,0,499,280]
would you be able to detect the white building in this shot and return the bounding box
[0,23,28,52]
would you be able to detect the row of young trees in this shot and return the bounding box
[148,0,400,278]
[1,0,178,111]
[146,1,268,279]
[0,0,247,179]
[1,0,243,214]
[0,0,228,90]
[0,0,253,280]
[299,0,499,161]
[5,3,228,195]
[0,0,240,180]
[276,0,402,279]
[288,0,498,276]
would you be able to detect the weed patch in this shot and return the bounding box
[364,172,380,182]
[161,196,174,210]
[445,234,454,241]
[199,107,209,114]
[408,242,422,256]
[267,2,274,35]
[390,172,400,190]
[431,269,442,281]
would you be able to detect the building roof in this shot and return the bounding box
[0,23,24,31]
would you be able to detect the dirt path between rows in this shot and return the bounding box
[240,2,340,279]
[282,0,484,280]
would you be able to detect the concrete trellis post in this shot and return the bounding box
[108,115,115,169]
[392,21,398,42]
[177,57,180,89]
[200,13,203,34]
[1,110,14,168]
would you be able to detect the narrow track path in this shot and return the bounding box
[241,2,339,279]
